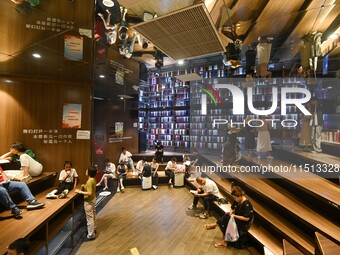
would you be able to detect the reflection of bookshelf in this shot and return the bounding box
[138,72,190,151]
[190,77,308,151]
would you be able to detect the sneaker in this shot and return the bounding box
[188,204,196,210]
[117,188,120,193]
[12,207,22,217]
[169,184,173,189]
[46,193,58,199]
[58,190,69,199]
[152,185,157,190]
[199,213,209,219]
[21,175,32,184]
[84,236,96,242]
[27,200,45,210]
[103,187,108,191]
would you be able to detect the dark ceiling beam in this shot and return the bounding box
[321,13,340,41]
[270,0,313,58]
[228,0,239,9]
[240,0,270,41]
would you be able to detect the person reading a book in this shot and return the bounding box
[204,186,254,249]
[187,176,220,219]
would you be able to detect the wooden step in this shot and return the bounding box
[315,232,340,255]
[283,239,304,255]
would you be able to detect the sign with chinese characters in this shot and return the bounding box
[64,35,83,61]
[23,129,73,144]
[76,130,90,139]
[62,103,82,128]
[26,17,75,33]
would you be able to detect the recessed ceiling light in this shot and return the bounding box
[4,79,12,83]
[327,86,333,89]
[99,75,105,78]
[120,97,124,100]
[178,60,184,65]
[32,53,41,58]
[328,33,339,40]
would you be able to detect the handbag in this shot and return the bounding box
[225,216,239,242]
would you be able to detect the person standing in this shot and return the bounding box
[310,97,323,153]
[299,102,313,151]
[245,117,256,156]
[155,141,164,163]
[75,166,97,241]
[257,116,273,159]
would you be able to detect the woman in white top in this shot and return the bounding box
[97,159,116,191]
[11,143,43,183]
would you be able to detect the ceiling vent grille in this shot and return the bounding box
[132,3,224,60]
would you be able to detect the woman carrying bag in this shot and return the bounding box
[204,186,254,249]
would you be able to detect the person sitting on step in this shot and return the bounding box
[117,161,127,193]
[46,160,78,199]
[165,157,177,189]
[188,176,220,219]
[0,166,45,217]
[204,186,254,249]
[96,159,116,191]
[136,157,147,178]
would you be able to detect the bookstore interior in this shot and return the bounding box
[0,0,339,255]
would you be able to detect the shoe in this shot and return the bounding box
[21,175,32,184]
[103,187,108,191]
[267,155,274,159]
[27,200,45,210]
[58,190,69,199]
[84,236,96,242]
[199,213,209,219]
[188,204,196,210]
[96,183,102,187]
[12,207,22,217]
[46,193,58,199]
[117,188,120,193]
[152,185,157,190]
[169,184,173,189]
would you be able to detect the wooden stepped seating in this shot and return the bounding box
[0,179,83,255]
[272,145,340,184]
[204,172,313,255]
[315,232,340,255]
[201,155,340,245]
[241,155,340,208]
[283,239,304,255]
[185,176,284,255]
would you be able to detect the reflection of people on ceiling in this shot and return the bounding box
[119,32,137,58]
[98,9,118,45]
[222,40,242,69]
[300,32,322,78]
[256,36,273,78]
[245,44,256,77]
[118,7,129,43]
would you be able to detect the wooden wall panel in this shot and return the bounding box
[0,0,94,81]
[0,77,92,183]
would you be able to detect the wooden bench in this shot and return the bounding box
[0,185,83,255]
[315,232,340,255]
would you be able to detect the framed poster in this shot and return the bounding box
[64,35,83,61]
[115,122,123,137]
[62,103,82,128]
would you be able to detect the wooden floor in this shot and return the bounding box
[76,186,250,255]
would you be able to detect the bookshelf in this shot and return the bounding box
[138,72,190,151]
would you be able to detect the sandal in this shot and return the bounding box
[204,224,216,230]
[214,242,226,248]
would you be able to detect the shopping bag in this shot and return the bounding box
[225,216,239,242]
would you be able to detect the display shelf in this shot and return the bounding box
[48,230,72,255]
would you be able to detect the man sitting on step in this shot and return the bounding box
[0,166,45,217]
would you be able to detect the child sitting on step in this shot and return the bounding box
[46,160,78,199]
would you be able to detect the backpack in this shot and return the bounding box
[142,164,151,177]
